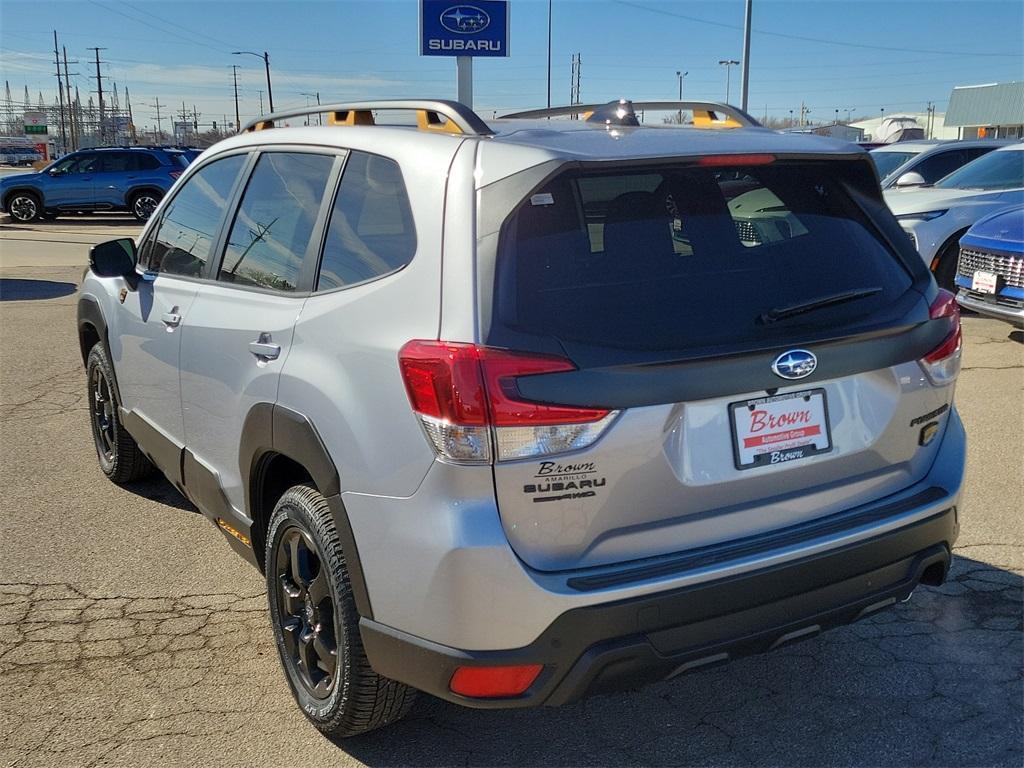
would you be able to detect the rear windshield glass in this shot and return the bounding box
[496,163,912,351]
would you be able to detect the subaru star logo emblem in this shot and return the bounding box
[772,349,817,380]
[440,5,490,33]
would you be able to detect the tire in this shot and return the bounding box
[933,236,963,293]
[265,484,415,738]
[86,343,155,483]
[6,191,41,223]
[129,190,162,222]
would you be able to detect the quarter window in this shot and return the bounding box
[316,152,416,291]
[142,154,245,277]
[219,152,335,292]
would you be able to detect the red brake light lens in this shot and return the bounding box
[398,341,488,425]
[398,341,608,427]
[398,341,615,462]
[920,289,962,384]
[449,664,543,698]
[479,349,609,426]
[697,153,775,167]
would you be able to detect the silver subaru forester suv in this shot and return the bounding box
[78,99,965,737]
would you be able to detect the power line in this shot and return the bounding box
[614,0,1022,58]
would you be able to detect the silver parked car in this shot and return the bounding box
[78,99,966,737]
[870,139,1012,190]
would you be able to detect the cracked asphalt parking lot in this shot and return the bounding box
[1,218,1021,767]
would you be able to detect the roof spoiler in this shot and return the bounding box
[500,100,761,128]
[241,99,495,136]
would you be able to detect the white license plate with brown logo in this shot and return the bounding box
[729,389,833,470]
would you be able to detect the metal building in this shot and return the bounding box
[945,81,1024,139]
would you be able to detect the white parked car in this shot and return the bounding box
[884,143,1024,289]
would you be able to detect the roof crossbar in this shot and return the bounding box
[500,100,761,128]
[241,99,495,136]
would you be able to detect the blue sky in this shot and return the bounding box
[2,0,1022,129]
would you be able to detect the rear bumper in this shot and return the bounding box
[361,505,957,708]
[956,289,1024,326]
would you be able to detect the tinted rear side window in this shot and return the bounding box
[497,163,912,351]
[219,152,334,292]
[316,152,416,291]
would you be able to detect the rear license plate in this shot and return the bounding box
[729,389,832,470]
[972,270,1000,294]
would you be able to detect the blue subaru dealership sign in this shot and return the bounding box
[420,0,509,57]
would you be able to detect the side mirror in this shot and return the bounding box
[89,238,139,290]
[894,171,926,188]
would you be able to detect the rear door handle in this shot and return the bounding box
[249,333,281,361]
[161,312,181,327]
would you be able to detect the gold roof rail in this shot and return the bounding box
[242,99,494,136]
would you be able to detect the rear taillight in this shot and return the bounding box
[398,341,616,463]
[920,289,962,385]
[169,170,184,179]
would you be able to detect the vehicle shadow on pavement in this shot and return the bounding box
[1009,330,1022,345]
[123,473,199,514]
[335,555,1022,767]
[0,278,77,301]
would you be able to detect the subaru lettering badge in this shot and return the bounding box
[772,349,817,380]
[440,5,491,34]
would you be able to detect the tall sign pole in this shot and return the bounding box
[456,57,473,107]
[421,0,509,109]
[740,0,752,111]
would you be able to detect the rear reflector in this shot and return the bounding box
[399,341,616,463]
[449,664,543,698]
[920,289,962,385]
[697,153,775,167]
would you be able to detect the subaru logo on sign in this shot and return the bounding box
[441,5,490,33]
[772,350,817,380]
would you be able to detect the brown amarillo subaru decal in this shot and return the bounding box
[524,461,607,503]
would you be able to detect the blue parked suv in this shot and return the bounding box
[0,146,192,223]
[955,204,1024,327]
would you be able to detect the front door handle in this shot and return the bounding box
[249,333,281,361]
[161,312,181,327]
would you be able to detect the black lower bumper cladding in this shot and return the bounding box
[360,507,956,709]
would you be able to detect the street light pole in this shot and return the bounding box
[546,0,552,109]
[233,50,274,112]
[718,59,739,104]
[675,70,687,123]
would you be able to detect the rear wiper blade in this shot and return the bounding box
[760,286,882,324]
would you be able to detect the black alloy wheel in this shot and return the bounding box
[89,364,116,467]
[273,524,339,700]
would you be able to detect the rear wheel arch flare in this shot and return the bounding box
[240,403,342,568]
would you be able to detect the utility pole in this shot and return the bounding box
[62,46,78,150]
[231,65,240,133]
[739,0,752,112]
[52,31,67,155]
[257,90,264,116]
[88,47,107,144]
[570,53,582,117]
[151,97,164,144]
[192,104,200,139]
[126,86,135,144]
[718,59,740,104]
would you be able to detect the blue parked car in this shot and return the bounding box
[955,204,1024,327]
[0,146,193,223]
